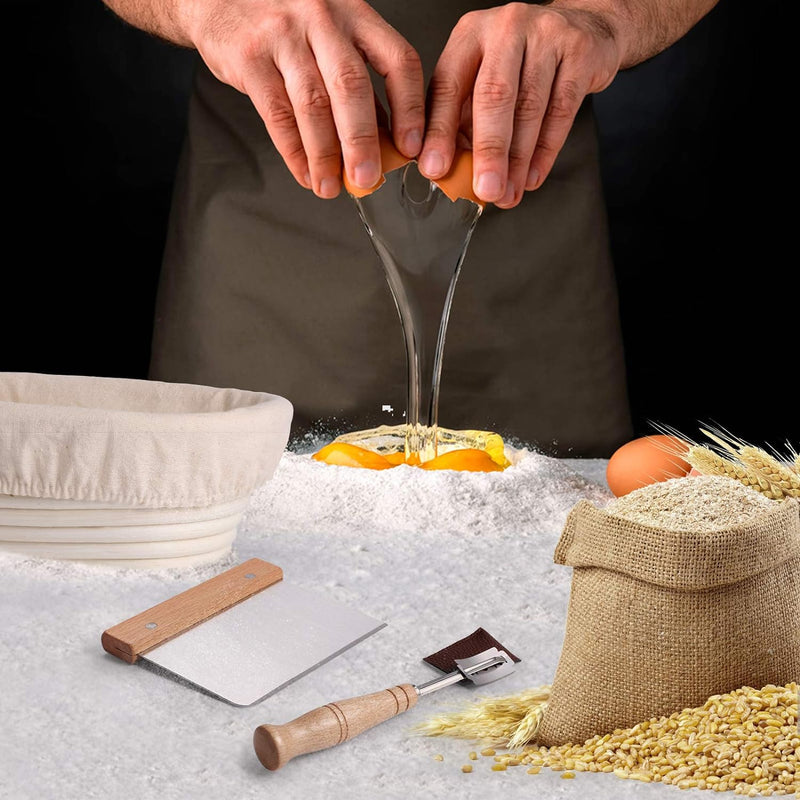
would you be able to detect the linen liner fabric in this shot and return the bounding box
[536,497,800,747]
[0,372,293,509]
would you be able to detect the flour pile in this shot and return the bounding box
[242,446,611,538]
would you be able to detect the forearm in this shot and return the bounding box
[550,0,719,68]
[102,0,194,47]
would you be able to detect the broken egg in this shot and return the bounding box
[312,442,507,473]
[311,426,511,473]
[342,128,484,208]
[606,434,691,497]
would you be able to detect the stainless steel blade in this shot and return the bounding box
[141,580,385,706]
[415,647,516,696]
[454,647,516,685]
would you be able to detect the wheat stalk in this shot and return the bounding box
[787,444,800,475]
[413,686,551,747]
[686,445,783,500]
[507,702,547,750]
[781,441,800,474]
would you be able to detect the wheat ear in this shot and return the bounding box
[698,427,800,499]
[507,702,548,750]
[686,445,783,500]
[413,686,551,747]
[735,446,800,498]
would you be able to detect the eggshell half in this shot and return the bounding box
[342,129,484,207]
[435,149,484,207]
[343,129,410,197]
[606,434,691,498]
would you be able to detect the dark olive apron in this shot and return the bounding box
[149,1,633,456]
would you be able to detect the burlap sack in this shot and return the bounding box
[536,497,800,747]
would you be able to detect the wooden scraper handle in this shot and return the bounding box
[101,558,283,663]
[253,684,418,770]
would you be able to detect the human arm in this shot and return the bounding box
[418,0,720,208]
[102,0,425,198]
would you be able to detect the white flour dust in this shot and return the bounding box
[1,446,626,800]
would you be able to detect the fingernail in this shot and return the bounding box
[475,171,503,202]
[420,151,445,177]
[303,171,311,188]
[499,182,515,207]
[320,176,340,199]
[404,129,422,156]
[354,161,380,189]
[526,166,540,190]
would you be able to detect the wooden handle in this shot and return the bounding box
[101,558,283,663]
[253,684,418,770]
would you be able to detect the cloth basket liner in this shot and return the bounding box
[0,372,293,508]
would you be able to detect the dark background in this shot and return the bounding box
[4,0,795,452]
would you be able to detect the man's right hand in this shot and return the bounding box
[109,0,425,198]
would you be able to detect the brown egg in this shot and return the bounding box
[606,434,691,497]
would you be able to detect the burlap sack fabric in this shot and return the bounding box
[536,497,800,747]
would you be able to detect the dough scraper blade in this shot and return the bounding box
[101,558,385,706]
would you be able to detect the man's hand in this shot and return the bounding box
[106,0,425,198]
[419,2,622,208]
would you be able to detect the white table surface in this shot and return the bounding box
[1,454,673,800]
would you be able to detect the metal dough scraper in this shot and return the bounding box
[101,558,385,706]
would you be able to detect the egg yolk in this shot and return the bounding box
[383,451,420,466]
[312,442,395,470]
[419,449,505,472]
[312,442,508,472]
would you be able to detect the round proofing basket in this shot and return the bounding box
[0,372,293,568]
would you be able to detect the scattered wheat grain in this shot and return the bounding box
[488,683,799,796]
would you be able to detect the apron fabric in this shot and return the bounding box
[149,1,633,457]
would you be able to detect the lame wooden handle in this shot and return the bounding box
[253,684,418,770]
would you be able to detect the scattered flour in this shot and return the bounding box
[2,447,783,799]
[605,474,774,531]
[1,445,627,800]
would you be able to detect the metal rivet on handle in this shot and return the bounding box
[145,622,158,629]
[244,573,256,579]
